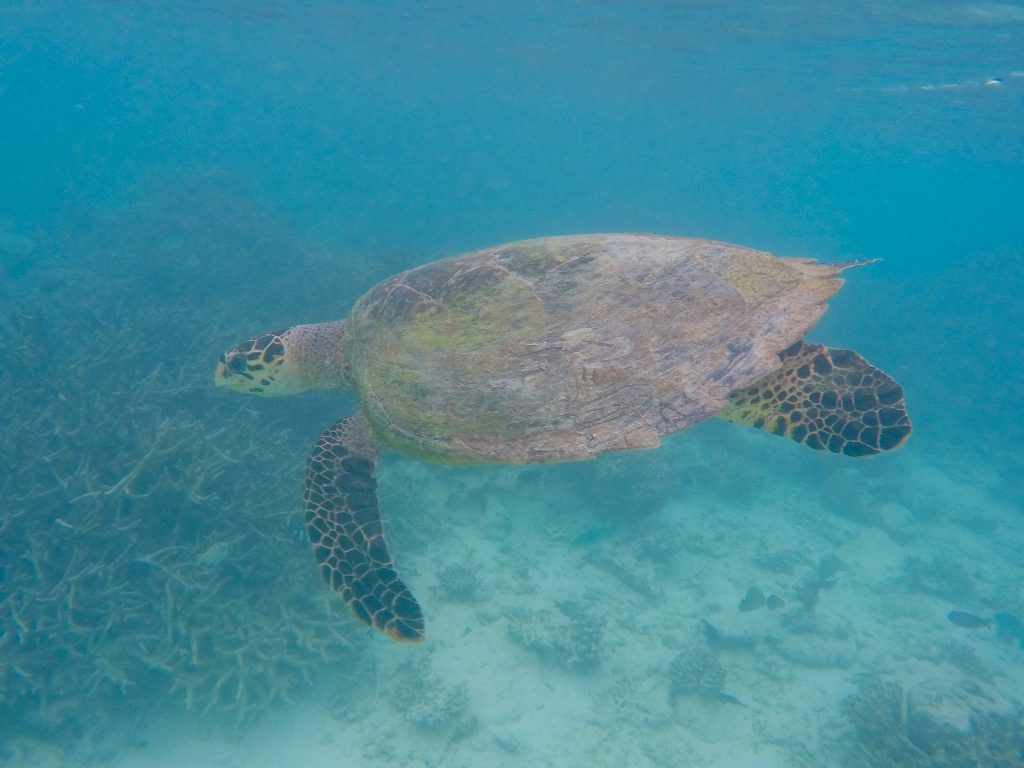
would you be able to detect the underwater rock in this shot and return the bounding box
[739,586,766,612]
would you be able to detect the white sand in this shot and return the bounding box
[14,430,1024,768]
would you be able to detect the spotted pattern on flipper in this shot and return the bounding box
[719,341,911,456]
[304,412,424,642]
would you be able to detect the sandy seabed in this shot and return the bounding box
[8,426,1023,768]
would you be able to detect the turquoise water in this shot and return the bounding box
[1,2,1022,766]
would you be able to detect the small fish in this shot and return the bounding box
[196,541,232,566]
[739,586,766,612]
[766,594,785,611]
[570,526,615,548]
[947,610,991,629]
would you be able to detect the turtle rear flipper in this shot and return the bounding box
[719,342,911,456]
[305,412,424,642]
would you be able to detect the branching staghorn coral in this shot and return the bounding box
[0,180,372,745]
[839,678,1024,768]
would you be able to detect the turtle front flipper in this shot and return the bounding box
[719,342,911,457]
[304,411,424,642]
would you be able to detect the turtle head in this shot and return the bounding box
[215,328,306,396]
[215,321,350,396]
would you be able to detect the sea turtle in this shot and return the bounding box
[215,234,911,642]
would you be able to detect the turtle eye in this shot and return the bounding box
[227,354,248,374]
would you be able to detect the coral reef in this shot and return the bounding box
[506,602,605,672]
[0,179,368,746]
[792,553,842,613]
[434,563,483,603]
[392,670,473,731]
[843,679,904,740]
[935,641,992,682]
[667,643,726,702]
[839,677,1024,768]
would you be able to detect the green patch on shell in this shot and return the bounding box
[346,262,548,462]
[409,267,542,351]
